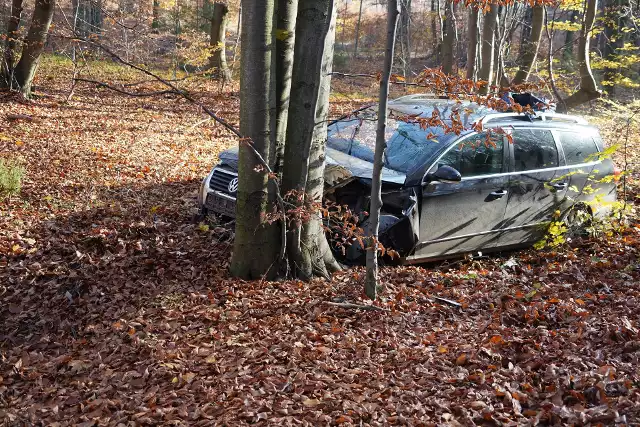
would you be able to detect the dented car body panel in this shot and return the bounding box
[199,97,617,263]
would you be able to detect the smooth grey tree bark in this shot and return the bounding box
[365,0,400,300]
[275,0,298,174]
[558,0,601,112]
[441,0,456,74]
[230,0,280,279]
[2,0,24,86]
[281,0,340,280]
[12,0,55,97]
[512,5,544,85]
[478,4,498,95]
[209,2,231,82]
[430,0,439,58]
[466,6,479,80]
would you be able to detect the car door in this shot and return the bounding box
[499,127,572,246]
[408,132,510,261]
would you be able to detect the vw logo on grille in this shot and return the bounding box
[227,177,239,193]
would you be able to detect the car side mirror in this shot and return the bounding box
[425,165,462,183]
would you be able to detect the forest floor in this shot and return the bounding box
[1,57,639,426]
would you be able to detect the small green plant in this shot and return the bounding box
[0,159,25,198]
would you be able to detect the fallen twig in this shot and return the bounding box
[323,301,390,312]
[74,78,180,97]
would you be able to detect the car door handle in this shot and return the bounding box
[489,190,507,198]
[551,182,568,191]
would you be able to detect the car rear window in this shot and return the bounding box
[556,131,600,165]
[512,129,558,171]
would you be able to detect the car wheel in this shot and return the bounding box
[564,204,592,237]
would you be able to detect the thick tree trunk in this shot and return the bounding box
[512,5,543,85]
[365,0,400,300]
[466,6,479,80]
[13,0,54,97]
[2,0,24,85]
[209,2,231,82]
[230,0,280,280]
[353,0,363,57]
[281,0,340,280]
[478,4,498,94]
[558,0,601,112]
[441,0,456,74]
[274,0,297,174]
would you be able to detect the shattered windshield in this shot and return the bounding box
[327,108,459,175]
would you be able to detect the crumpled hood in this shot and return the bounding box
[215,146,406,185]
[325,147,406,184]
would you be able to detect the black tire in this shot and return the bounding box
[563,204,592,237]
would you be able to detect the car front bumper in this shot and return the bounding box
[199,166,238,217]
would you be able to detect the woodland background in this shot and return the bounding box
[1,0,640,425]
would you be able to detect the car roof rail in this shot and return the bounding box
[390,94,448,103]
[538,113,589,124]
[481,112,588,125]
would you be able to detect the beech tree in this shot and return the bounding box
[557,0,601,112]
[230,0,280,279]
[466,6,480,80]
[441,0,456,74]
[478,4,498,94]
[1,0,55,97]
[512,4,543,85]
[230,0,340,280]
[209,2,231,82]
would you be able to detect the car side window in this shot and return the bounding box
[556,131,599,165]
[512,129,558,171]
[438,133,504,177]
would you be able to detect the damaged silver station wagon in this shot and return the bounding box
[199,94,617,263]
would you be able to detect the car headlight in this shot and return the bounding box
[198,171,213,207]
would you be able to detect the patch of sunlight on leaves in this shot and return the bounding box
[0,158,25,198]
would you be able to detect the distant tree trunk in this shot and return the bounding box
[430,0,439,58]
[2,0,24,85]
[512,5,543,85]
[478,4,498,94]
[558,0,601,112]
[466,6,479,80]
[353,0,363,57]
[562,10,577,66]
[519,5,532,59]
[275,0,298,173]
[366,0,400,300]
[209,2,231,81]
[91,0,103,37]
[152,0,160,29]
[604,0,631,95]
[441,0,456,74]
[400,0,411,61]
[12,0,55,97]
[281,0,340,280]
[230,0,280,280]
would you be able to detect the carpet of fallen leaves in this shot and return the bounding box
[1,58,640,426]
